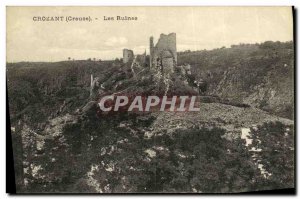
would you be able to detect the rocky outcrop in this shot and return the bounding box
[178,42,294,119]
[209,62,294,119]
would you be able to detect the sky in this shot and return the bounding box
[7,6,293,62]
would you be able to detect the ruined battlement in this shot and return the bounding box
[123,49,134,63]
[150,33,177,74]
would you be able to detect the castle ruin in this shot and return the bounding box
[90,32,198,98]
[150,33,177,74]
[135,50,147,66]
[123,49,134,63]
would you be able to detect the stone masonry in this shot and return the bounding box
[150,33,177,74]
[123,49,134,63]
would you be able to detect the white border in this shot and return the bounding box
[1,1,298,199]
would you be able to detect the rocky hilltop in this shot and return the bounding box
[7,41,294,193]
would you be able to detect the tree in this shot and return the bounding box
[248,121,294,190]
[11,129,25,192]
[132,127,263,193]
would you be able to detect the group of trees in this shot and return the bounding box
[177,40,294,119]
[67,57,103,62]
[16,112,294,193]
[248,122,294,190]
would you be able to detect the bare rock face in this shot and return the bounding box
[210,63,294,119]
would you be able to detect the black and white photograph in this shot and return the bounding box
[6,6,295,194]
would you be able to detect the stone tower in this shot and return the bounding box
[149,33,177,74]
[123,49,134,63]
[149,36,154,68]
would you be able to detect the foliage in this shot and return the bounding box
[248,122,294,189]
[178,41,294,118]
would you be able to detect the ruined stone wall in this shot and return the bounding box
[150,33,177,74]
[162,57,174,74]
[135,51,146,66]
[123,49,134,63]
[149,37,154,68]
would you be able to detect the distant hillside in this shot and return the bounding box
[7,60,116,124]
[7,41,295,193]
[178,41,294,119]
[7,41,294,123]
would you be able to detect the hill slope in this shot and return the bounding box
[178,41,294,119]
[7,41,295,193]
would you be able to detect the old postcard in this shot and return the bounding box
[6,6,294,193]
